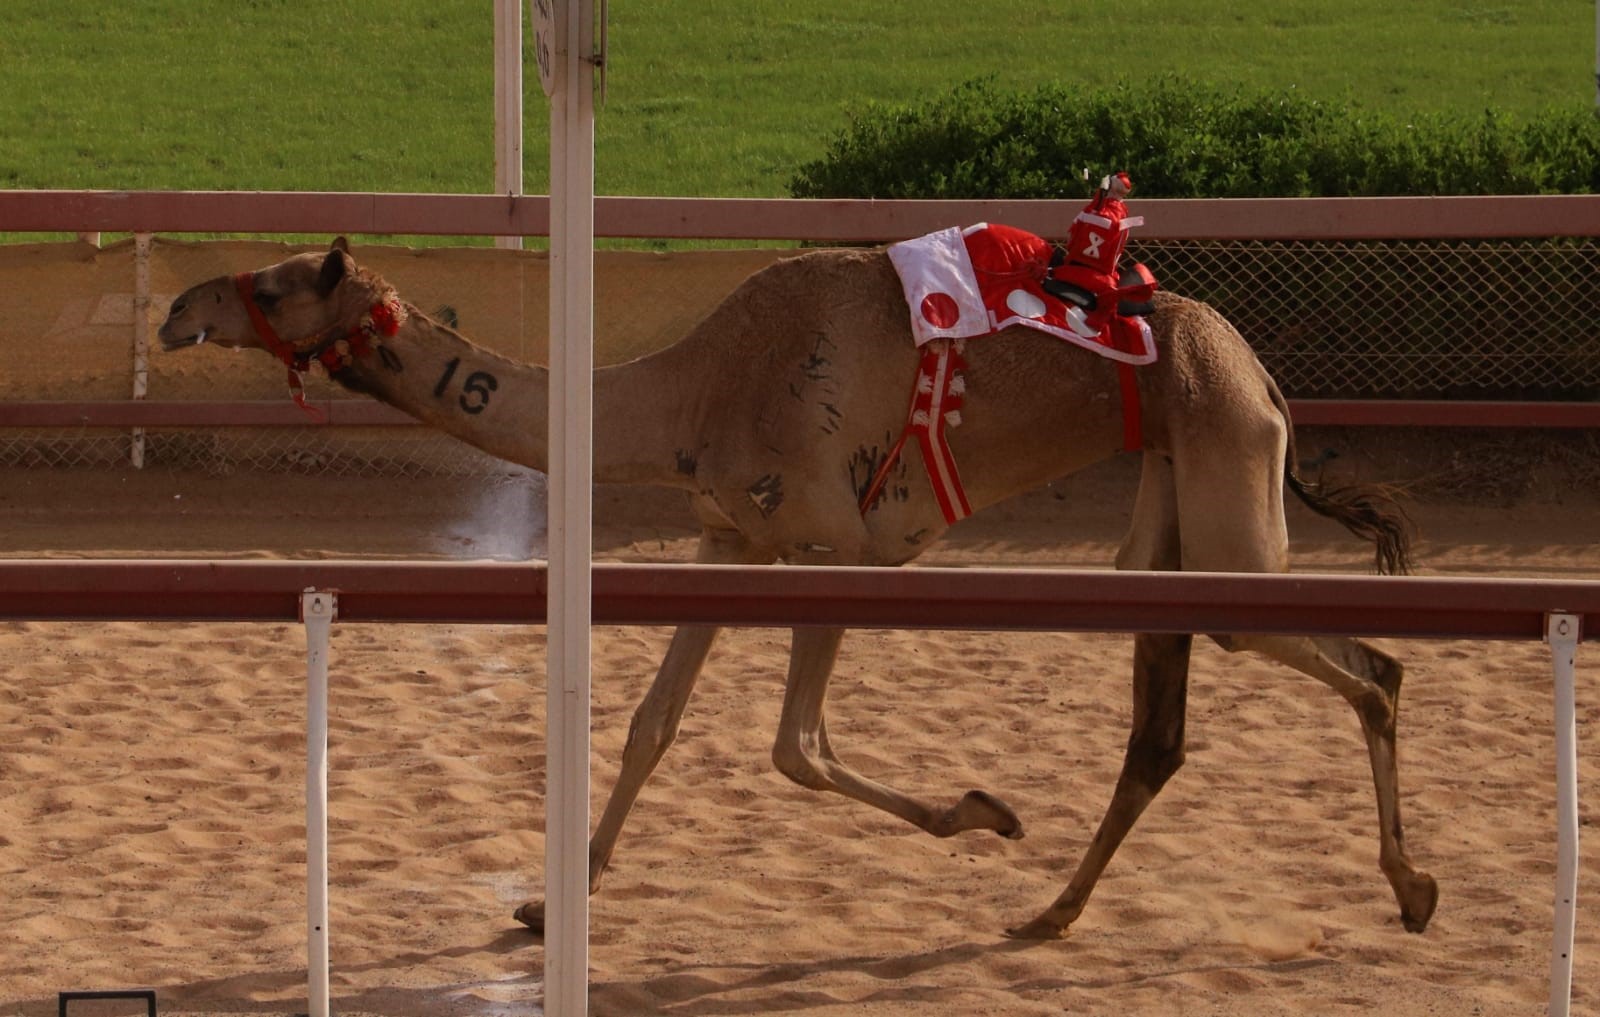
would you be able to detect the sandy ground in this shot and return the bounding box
[2,429,1599,1017]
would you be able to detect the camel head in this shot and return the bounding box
[158,237,390,357]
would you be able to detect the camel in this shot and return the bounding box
[157,237,1436,940]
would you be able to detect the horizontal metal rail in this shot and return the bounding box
[0,400,413,428]
[5,190,1600,241]
[0,560,1594,640]
[2,399,1595,430]
[1284,400,1600,429]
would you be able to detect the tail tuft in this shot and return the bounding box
[1286,470,1415,576]
[1263,367,1415,576]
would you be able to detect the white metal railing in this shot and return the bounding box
[0,561,1593,1015]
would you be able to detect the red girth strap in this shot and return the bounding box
[1117,361,1143,452]
[860,351,1145,520]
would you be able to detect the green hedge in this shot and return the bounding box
[789,78,1600,199]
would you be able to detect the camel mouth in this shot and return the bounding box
[159,327,207,352]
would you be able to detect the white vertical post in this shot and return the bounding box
[131,233,152,469]
[302,590,336,1017]
[544,0,596,1014]
[1547,611,1582,1017]
[493,0,524,250]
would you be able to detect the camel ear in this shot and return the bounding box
[316,248,349,298]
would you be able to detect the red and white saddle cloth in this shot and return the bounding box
[867,210,1158,525]
[888,222,1157,364]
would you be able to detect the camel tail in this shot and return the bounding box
[1266,374,1415,576]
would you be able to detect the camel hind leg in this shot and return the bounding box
[1174,406,1437,933]
[1013,412,1437,939]
[1009,453,1191,938]
[1211,632,1437,932]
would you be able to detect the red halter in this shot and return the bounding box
[232,271,402,421]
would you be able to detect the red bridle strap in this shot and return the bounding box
[234,272,288,357]
[233,272,328,421]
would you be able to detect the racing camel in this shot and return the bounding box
[158,237,1435,939]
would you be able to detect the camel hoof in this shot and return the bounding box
[1399,871,1438,933]
[1003,916,1067,941]
[931,790,1024,840]
[513,900,546,935]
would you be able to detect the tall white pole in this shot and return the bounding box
[493,0,524,250]
[544,0,595,1013]
[302,591,336,1017]
[1547,612,1582,1017]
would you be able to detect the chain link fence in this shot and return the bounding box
[0,426,511,477]
[2,237,1597,477]
[1133,237,1600,400]
[0,238,785,477]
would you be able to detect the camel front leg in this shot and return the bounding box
[513,623,722,933]
[1007,631,1193,939]
[1214,633,1438,933]
[771,626,1025,840]
[514,527,769,934]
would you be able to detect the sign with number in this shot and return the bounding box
[531,0,558,97]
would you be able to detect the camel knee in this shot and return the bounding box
[621,707,682,771]
[771,736,831,791]
[1362,645,1404,699]
[1211,633,1399,724]
[1209,633,1247,654]
[1128,738,1186,793]
[1311,635,1404,692]
[1322,639,1404,728]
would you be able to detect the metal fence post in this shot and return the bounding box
[302,590,337,1017]
[1547,611,1582,1017]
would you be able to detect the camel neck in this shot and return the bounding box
[331,310,549,469]
[334,307,697,488]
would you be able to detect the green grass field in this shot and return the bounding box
[1,1,1593,205]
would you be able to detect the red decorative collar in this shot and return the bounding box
[233,272,403,420]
